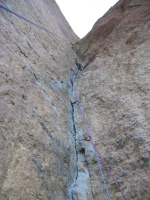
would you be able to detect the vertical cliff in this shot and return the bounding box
[73,0,150,199]
[0,0,78,199]
[0,0,150,200]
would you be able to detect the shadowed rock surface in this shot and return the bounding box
[0,0,150,199]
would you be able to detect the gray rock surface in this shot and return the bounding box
[0,0,150,199]
[0,0,78,199]
[74,0,150,199]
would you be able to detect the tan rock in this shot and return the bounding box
[0,0,78,199]
[73,0,150,199]
[1,0,150,199]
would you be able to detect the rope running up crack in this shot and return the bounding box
[71,67,111,200]
[71,65,127,200]
[1,3,126,199]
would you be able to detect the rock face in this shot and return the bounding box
[73,0,150,199]
[0,0,150,200]
[0,0,78,199]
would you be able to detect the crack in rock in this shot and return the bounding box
[24,59,61,116]
[70,78,93,200]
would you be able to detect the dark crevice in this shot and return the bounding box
[70,80,78,199]
[71,101,78,181]
[32,72,51,101]
[33,72,41,85]
[33,72,38,81]
[70,58,96,199]
[79,148,85,154]
[17,45,28,57]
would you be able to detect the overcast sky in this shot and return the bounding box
[55,0,119,38]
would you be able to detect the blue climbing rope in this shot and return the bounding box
[71,67,111,200]
[72,62,127,200]
[0,3,126,198]
[0,4,64,40]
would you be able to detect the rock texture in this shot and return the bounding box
[0,0,78,199]
[0,0,150,200]
[73,0,150,199]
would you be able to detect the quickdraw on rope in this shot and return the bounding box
[71,63,127,200]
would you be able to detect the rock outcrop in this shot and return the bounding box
[0,0,150,200]
[73,0,150,199]
[0,0,78,199]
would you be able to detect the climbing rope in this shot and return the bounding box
[71,67,111,200]
[71,66,127,200]
[0,3,80,68]
[0,3,126,199]
[0,4,64,40]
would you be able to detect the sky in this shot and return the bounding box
[55,0,119,38]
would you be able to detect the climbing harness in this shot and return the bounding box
[71,64,127,200]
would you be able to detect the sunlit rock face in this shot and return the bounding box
[0,0,78,199]
[0,0,150,199]
[73,0,150,199]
